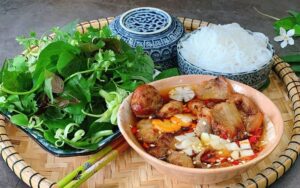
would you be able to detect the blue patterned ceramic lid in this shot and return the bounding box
[109,7,185,70]
[119,7,172,35]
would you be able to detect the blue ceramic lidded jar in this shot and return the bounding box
[109,7,185,70]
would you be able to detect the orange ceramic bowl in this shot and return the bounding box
[117,75,284,184]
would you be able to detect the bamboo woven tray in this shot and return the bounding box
[1,17,300,188]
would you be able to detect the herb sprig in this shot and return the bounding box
[0,21,178,150]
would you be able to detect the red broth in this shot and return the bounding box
[131,77,265,168]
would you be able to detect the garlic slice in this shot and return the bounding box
[175,132,202,156]
[169,86,195,102]
[239,139,251,150]
[210,134,226,150]
[231,150,240,160]
[200,133,230,150]
[183,148,193,156]
[200,132,211,145]
[225,142,240,151]
[240,149,254,157]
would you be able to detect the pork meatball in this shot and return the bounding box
[131,85,163,118]
[136,119,159,143]
[167,151,194,168]
[157,101,183,118]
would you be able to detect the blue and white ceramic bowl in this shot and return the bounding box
[110,7,185,70]
[177,29,274,89]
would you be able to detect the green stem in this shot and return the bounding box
[81,109,102,118]
[0,84,39,95]
[131,76,150,83]
[93,130,113,137]
[64,66,120,82]
[10,109,24,115]
[64,69,97,82]
[253,7,280,21]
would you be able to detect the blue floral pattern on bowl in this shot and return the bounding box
[110,7,185,70]
[177,28,274,89]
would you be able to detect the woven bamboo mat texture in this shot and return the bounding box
[1,17,300,188]
[2,71,292,188]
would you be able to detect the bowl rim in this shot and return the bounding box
[119,7,172,35]
[117,74,284,174]
[176,27,275,75]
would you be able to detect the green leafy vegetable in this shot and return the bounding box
[16,31,39,50]
[10,114,29,126]
[281,54,300,63]
[64,74,91,104]
[291,65,300,72]
[0,22,167,150]
[1,59,33,92]
[273,10,300,36]
[20,94,38,114]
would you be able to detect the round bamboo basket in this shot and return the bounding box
[0,17,300,188]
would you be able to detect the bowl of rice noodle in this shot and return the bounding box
[177,23,274,89]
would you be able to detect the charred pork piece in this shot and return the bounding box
[131,85,163,118]
[167,150,194,168]
[147,145,169,159]
[229,93,264,133]
[211,102,246,140]
[187,99,204,116]
[136,119,160,143]
[157,101,183,118]
[147,134,176,159]
[245,112,264,133]
[195,76,233,101]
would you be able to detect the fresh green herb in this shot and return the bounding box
[0,21,161,150]
[281,54,300,63]
[10,113,29,127]
[273,10,300,36]
[254,8,300,74]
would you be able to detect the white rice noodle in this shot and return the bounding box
[180,23,273,73]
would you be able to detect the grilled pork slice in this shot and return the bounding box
[211,102,246,140]
[195,76,233,101]
[229,93,264,134]
[157,100,183,118]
